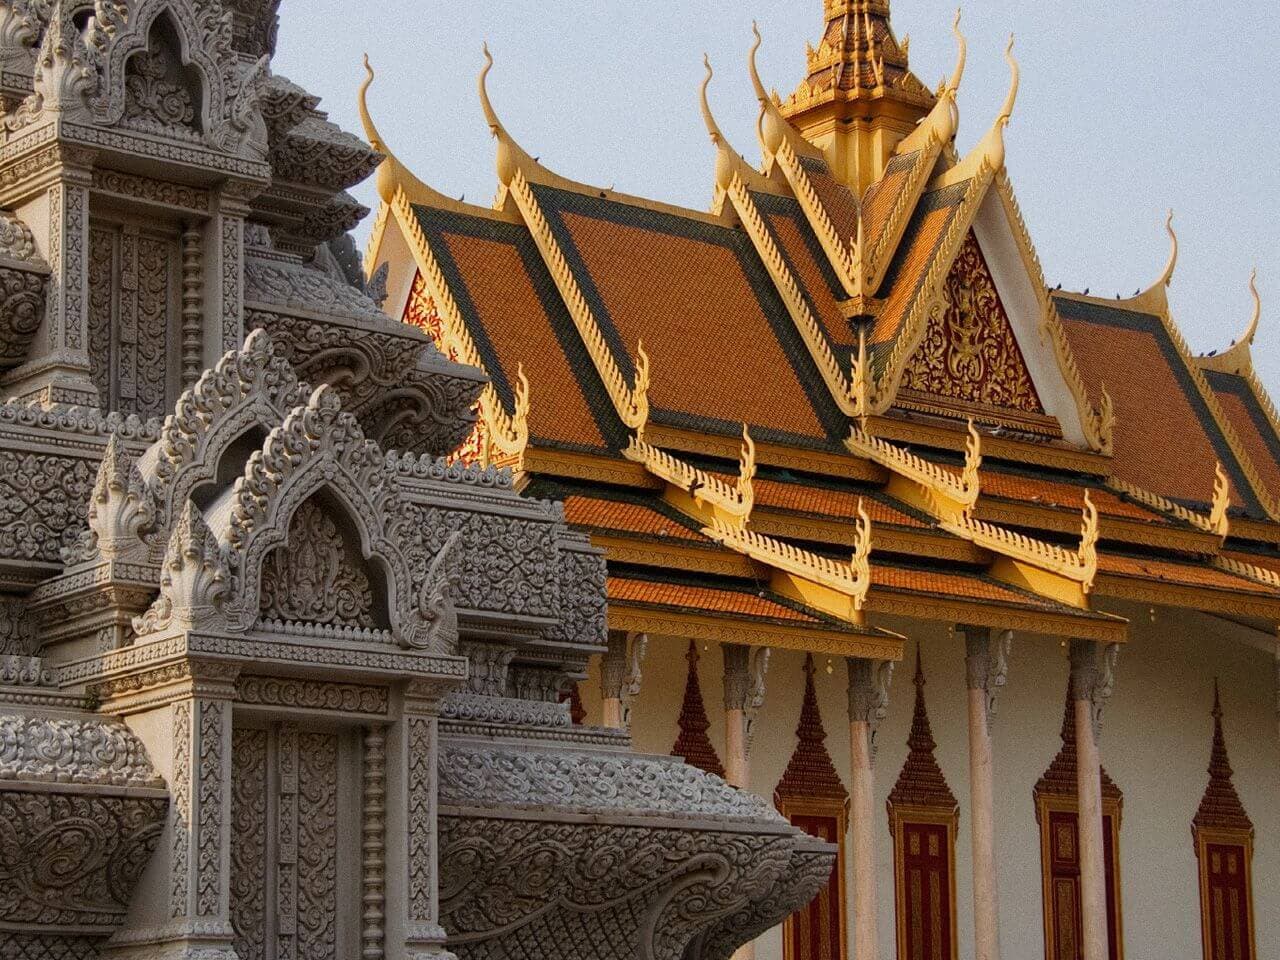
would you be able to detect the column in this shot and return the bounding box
[386,679,455,959]
[206,185,252,359]
[600,630,646,730]
[1069,639,1119,960]
[721,644,769,790]
[847,656,894,960]
[961,626,1011,960]
[6,163,98,407]
[168,668,238,956]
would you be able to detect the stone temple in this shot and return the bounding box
[3,1,1280,960]
[0,1,830,958]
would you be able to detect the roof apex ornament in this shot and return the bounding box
[480,42,540,189]
[1200,269,1262,376]
[896,8,964,155]
[360,55,465,209]
[749,22,819,163]
[976,34,1018,174]
[701,54,769,195]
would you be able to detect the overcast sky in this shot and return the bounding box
[272,0,1280,393]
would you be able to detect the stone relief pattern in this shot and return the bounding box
[0,935,100,960]
[437,818,795,960]
[276,724,298,960]
[407,716,433,924]
[221,216,243,351]
[259,498,374,628]
[230,728,266,960]
[438,746,780,823]
[297,732,338,960]
[0,266,47,370]
[196,699,224,918]
[170,700,191,918]
[0,452,95,562]
[236,676,388,714]
[45,184,64,345]
[0,715,163,786]
[87,227,114,407]
[544,546,606,648]
[0,597,35,656]
[133,234,173,420]
[407,505,557,619]
[0,790,166,926]
[122,44,197,135]
[62,186,86,351]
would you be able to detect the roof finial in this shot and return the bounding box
[1243,267,1261,347]
[700,54,743,193]
[1160,210,1178,289]
[949,9,967,94]
[997,34,1019,128]
[358,55,459,207]
[479,42,538,187]
[749,21,813,160]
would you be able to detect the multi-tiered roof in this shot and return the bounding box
[364,0,1280,658]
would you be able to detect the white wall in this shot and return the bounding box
[581,602,1280,958]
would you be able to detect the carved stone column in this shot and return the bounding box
[961,626,1010,960]
[600,630,646,730]
[168,667,239,957]
[6,164,98,407]
[1069,639,1119,960]
[207,187,251,357]
[722,643,769,791]
[847,656,893,960]
[363,724,389,960]
[386,679,454,959]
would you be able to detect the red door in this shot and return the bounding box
[1204,843,1252,960]
[900,821,952,960]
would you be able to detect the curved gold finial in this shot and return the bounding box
[700,54,742,192]
[949,9,967,93]
[478,42,532,187]
[997,34,1019,127]
[478,43,501,134]
[748,22,768,104]
[358,55,458,207]
[1209,461,1231,538]
[700,55,722,146]
[1243,267,1261,346]
[1159,209,1178,288]
[748,21,812,159]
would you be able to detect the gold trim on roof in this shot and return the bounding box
[846,419,981,516]
[1198,269,1261,377]
[624,425,756,530]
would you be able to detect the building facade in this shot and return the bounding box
[0,1,832,958]
[365,2,1280,959]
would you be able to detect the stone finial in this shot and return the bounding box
[671,640,725,779]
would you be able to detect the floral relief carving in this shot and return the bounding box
[134,234,174,419]
[230,727,266,960]
[901,232,1043,414]
[296,732,338,960]
[0,452,95,563]
[259,498,374,629]
[123,44,197,134]
[195,699,225,918]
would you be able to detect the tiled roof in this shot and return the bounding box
[870,562,1068,611]
[1054,296,1263,515]
[1203,369,1280,500]
[859,150,923,254]
[871,182,967,356]
[411,204,619,451]
[531,184,848,444]
[979,471,1167,524]
[748,476,928,528]
[799,155,863,247]
[562,495,708,542]
[607,576,824,624]
[1098,553,1277,596]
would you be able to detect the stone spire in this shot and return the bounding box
[774,654,847,804]
[672,641,725,779]
[887,646,956,810]
[1192,680,1253,834]
[1035,673,1122,801]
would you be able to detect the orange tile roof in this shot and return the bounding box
[1098,554,1276,595]
[563,495,707,542]
[746,476,927,528]
[800,156,864,246]
[537,188,838,443]
[1055,296,1262,515]
[766,208,855,349]
[979,471,1166,523]
[1222,550,1280,578]
[871,182,967,351]
[1203,370,1280,500]
[859,150,922,254]
[607,576,821,623]
[870,563,1063,609]
[413,206,611,451]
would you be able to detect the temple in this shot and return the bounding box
[363,0,1280,958]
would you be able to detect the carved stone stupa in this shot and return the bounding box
[0,2,833,958]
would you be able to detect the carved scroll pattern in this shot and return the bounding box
[170,700,191,918]
[230,728,267,960]
[0,452,95,562]
[87,227,114,407]
[900,232,1042,413]
[407,716,434,925]
[297,732,338,960]
[135,234,174,420]
[123,44,197,133]
[196,699,225,918]
[259,499,375,628]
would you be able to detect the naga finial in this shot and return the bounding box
[1159,209,1178,289]
[358,55,456,206]
[949,9,967,94]
[1243,267,1261,347]
[997,34,1019,128]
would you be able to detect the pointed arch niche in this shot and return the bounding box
[887,649,958,960]
[773,654,848,960]
[1034,676,1124,960]
[1193,683,1256,960]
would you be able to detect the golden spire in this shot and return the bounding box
[701,55,768,194]
[359,56,463,208]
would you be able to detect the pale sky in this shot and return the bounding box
[273,0,1280,393]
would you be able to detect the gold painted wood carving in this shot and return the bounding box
[901,232,1043,414]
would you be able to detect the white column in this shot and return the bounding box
[961,626,1011,960]
[1070,639,1119,960]
[600,631,646,730]
[847,657,894,960]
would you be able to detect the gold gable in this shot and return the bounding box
[898,232,1051,432]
